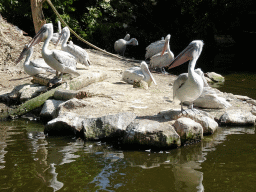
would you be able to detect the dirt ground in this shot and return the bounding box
[0,15,181,118]
[1,15,253,121]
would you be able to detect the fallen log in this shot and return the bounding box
[0,72,108,120]
[53,89,89,100]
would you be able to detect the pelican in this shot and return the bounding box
[145,36,165,59]
[16,44,55,76]
[150,34,174,73]
[25,23,79,81]
[114,37,138,56]
[122,61,157,86]
[168,40,204,112]
[51,21,62,44]
[56,26,91,66]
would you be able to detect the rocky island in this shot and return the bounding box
[1,16,256,150]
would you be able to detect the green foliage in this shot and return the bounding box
[0,0,254,58]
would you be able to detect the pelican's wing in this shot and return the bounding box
[122,67,144,84]
[168,44,194,69]
[66,43,91,65]
[173,73,188,99]
[54,49,76,60]
[150,51,174,68]
[145,39,165,59]
[30,59,56,73]
[52,50,77,69]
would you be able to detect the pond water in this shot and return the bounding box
[1,73,256,191]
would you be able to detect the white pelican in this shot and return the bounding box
[26,23,79,81]
[122,61,157,86]
[114,37,138,56]
[56,26,91,66]
[145,36,165,59]
[168,40,204,112]
[150,34,174,73]
[51,21,62,44]
[16,44,55,76]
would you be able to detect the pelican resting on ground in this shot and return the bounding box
[56,26,91,66]
[51,21,62,44]
[168,40,204,113]
[25,23,79,81]
[114,37,138,56]
[150,34,174,73]
[145,36,165,59]
[16,44,55,76]
[122,61,157,86]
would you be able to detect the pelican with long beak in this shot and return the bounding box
[168,40,204,113]
[24,23,79,81]
[56,26,91,66]
[16,44,55,76]
[150,34,174,73]
[122,61,157,86]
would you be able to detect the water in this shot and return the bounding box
[1,73,256,191]
[0,119,255,191]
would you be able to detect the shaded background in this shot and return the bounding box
[1,0,255,73]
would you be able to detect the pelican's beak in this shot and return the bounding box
[16,45,29,64]
[28,26,47,49]
[168,44,193,70]
[145,67,157,85]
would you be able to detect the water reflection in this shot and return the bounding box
[0,120,255,191]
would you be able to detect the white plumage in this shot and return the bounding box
[168,40,204,112]
[145,37,165,59]
[122,61,157,86]
[150,34,174,73]
[16,45,55,76]
[27,23,79,81]
[114,37,138,56]
[56,27,91,66]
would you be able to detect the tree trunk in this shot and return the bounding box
[31,0,46,33]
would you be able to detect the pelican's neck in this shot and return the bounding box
[166,40,172,55]
[57,21,61,33]
[61,31,70,49]
[126,38,134,45]
[24,49,32,66]
[42,28,53,56]
[188,57,198,79]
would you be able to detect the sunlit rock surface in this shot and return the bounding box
[173,117,203,144]
[219,109,256,125]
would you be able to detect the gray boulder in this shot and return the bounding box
[40,99,65,121]
[82,112,137,140]
[186,87,231,109]
[219,110,256,125]
[124,119,181,148]
[173,117,203,144]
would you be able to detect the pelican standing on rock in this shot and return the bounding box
[168,40,204,112]
[16,44,55,76]
[56,26,91,66]
[25,23,79,81]
[145,36,165,59]
[150,34,174,73]
[114,36,138,56]
[122,61,157,86]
